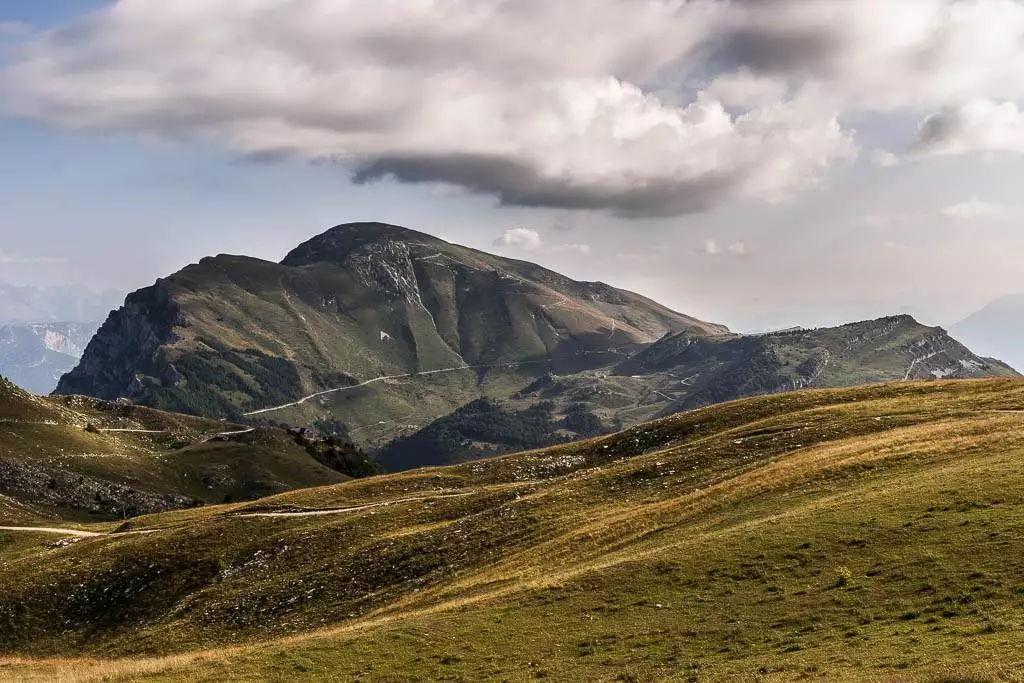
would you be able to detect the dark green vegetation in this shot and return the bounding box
[376,398,573,470]
[0,376,347,522]
[3,378,1024,681]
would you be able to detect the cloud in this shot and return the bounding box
[0,22,28,39]
[615,252,652,262]
[861,212,914,229]
[703,239,746,256]
[3,1,1024,216]
[940,197,1004,219]
[863,198,1004,228]
[551,243,592,255]
[871,150,900,168]
[704,0,1024,110]
[911,99,1024,157]
[0,0,858,218]
[494,228,542,251]
[0,249,67,264]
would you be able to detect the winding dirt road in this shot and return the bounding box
[242,360,554,417]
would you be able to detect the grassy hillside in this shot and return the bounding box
[0,376,346,522]
[3,378,1024,681]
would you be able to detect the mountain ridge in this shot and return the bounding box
[56,222,725,424]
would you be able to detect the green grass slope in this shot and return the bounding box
[0,377,346,522]
[3,379,1024,681]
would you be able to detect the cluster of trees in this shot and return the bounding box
[146,348,305,419]
[562,402,605,437]
[307,436,383,479]
[291,422,383,479]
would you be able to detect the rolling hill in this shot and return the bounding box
[0,375,347,522]
[2,378,1024,681]
[617,315,1019,412]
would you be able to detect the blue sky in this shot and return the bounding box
[1,0,108,28]
[2,0,1024,333]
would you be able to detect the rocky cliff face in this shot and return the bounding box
[55,281,183,400]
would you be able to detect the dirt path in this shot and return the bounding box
[0,526,102,538]
[96,428,168,434]
[201,427,256,442]
[242,359,554,417]
[233,492,474,519]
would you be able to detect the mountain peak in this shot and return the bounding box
[281,222,447,267]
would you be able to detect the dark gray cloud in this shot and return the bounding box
[911,100,1024,157]
[703,26,840,76]
[354,153,743,218]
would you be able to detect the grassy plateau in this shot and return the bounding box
[2,378,1024,681]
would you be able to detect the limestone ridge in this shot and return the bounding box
[0,321,101,394]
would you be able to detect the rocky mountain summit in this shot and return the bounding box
[57,222,722,422]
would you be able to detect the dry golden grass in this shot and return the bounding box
[4,379,1024,681]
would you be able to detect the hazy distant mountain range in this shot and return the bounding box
[949,295,1024,374]
[0,321,100,394]
[0,282,122,394]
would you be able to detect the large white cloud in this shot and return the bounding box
[2,0,1024,215]
[912,100,1024,157]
